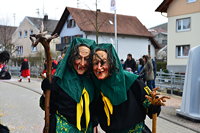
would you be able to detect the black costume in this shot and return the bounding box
[92,43,160,133]
[40,38,97,133]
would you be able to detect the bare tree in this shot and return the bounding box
[0,24,17,54]
[72,1,113,44]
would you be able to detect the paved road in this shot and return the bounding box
[0,80,43,133]
[1,78,199,133]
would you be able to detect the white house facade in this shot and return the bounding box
[54,7,160,62]
[156,0,200,73]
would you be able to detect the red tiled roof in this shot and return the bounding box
[53,7,152,37]
[155,0,174,13]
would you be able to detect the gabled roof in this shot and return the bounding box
[149,23,167,31]
[27,16,58,34]
[155,0,174,13]
[53,7,152,38]
[149,22,168,36]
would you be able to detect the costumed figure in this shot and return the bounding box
[41,59,58,79]
[51,59,58,75]
[40,38,97,133]
[91,43,164,133]
[19,58,31,82]
[0,51,11,80]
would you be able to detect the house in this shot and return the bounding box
[0,25,17,52]
[149,23,168,61]
[11,15,59,59]
[149,23,168,48]
[156,0,200,73]
[53,7,160,61]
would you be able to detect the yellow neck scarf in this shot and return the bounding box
[76,88,90,131]
[101,92,113,126]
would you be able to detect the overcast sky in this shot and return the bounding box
[0,0,167,28]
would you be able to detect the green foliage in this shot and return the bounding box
[156,61,167,72]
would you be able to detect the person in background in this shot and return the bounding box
[140,55,154,90]
[137,58,144,74]
[120,59,124,68]
[57,55,63,65]
[18,58,30,82]
[123,53,136,73]
[137,58,145,82]
[41,60,47,79]
[40,38,97,133]
[41,59,58,79]
[0,51,11,80]
[151,57,157,89]
[91,43,161,133]
[51,59,58,75]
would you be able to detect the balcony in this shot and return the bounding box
[56,43,69,51]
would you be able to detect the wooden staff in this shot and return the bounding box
[30,29,58,133]
[145,88,170,133]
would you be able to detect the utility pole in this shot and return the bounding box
[77,0,80,8]
[110,0,118,53]
[114,9,118,53]
[36,8,40,17]
[95,0,99,44]
[13,13,16,26]
[43,0,45,16]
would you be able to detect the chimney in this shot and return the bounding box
[44,14,48,21]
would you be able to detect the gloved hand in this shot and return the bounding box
[147,104,161,119]
[41,78,52,91]
[39,95,45,111]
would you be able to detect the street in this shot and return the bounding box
[0,79,43,133]
[0,78,199,133]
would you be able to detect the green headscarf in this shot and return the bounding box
[92,43,139,105]
[55,37,96,103]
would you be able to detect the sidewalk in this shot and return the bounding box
[2,76,43,95]
[149,93,200,133]
[1,77,200,133]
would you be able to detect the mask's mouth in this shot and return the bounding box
[95,68,106,75]
[96,71,102,75]
[77,65,85,70]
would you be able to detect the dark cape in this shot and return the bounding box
[92,43,160,133]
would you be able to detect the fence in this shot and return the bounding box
[7,66,185,92]
[8,66,42,78]
[155,70,185,94]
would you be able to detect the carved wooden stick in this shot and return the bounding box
[30,32,58,133]
[145,88,170,133]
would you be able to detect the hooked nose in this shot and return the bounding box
[97,62,102,69]
[80,58,85,66]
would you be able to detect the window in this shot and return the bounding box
[162,40,167,45]
[31,46,37,52]
[148,45,151,56]
[30,30,33,35]
[187,0,196,3]
[176,45,190,57]
[24,30,28,37]
[16,46,23,55]
[19,31,22,38]
[67,19,76,28]
[75,34,83,38]
[61,36,71,44]
[61,35,83,44]
[176,18,191,32]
